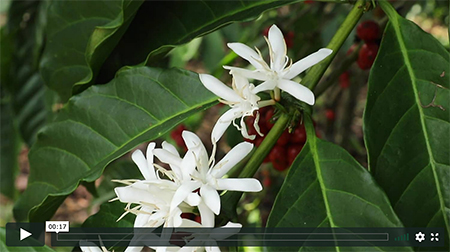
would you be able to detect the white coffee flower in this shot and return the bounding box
[113,143,199,229]
[224,24,332,105]
[80,241,109,252]
[176,221,242,252]
[169,131,262,226]
[199,73,265,142]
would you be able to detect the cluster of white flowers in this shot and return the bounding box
[201,24,332,142]
[112,132,260,252]
[108,24,332,252]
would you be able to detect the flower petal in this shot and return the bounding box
[227,42,264,69]
[125,246,144,252]
[125,246,145,252]
[153,149,182,170]
[284,48,333,79]
[268,24,287,72]
[115,182,156,203]
[179,150,196,180]
[206,247,221,252]
[278,79,315,105]
[185,192,201,206]
[240,116,255,140]
[167,207,183,227]
[131,149,152,180]
[200,184,221,215]
[170,181,201,212]
[211,142,253,178]
[180,218,202,228]
[232,73,250,91]
[134,206,152,227]
[145,143,157,180]
[162,141,179,157]
[211,108,238,142]
[252,80,278,94]
[79,242,103,252]
[223,66,267,81]
[216,178,262,192]
[199,74,241,102]
[198,201,215,227]
[210,221,242,240]
[182,131,209,174]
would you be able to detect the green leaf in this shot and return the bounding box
[168,38,203,68]
[0,92,19,199]
[201,31,226,72]
[267,115,411,251]
[96,160,144,203]
[12,73,48,146]
[39,0,144,101]
[364,2,450,248]
[0,228,54,252]
[83,201,135,228]
[82,201,134,252]
[13,67,217,222]
[4,0,49,147]
[98,0,299,81]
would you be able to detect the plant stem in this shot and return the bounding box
[239,112,291,179]
[219,112,291,221]
[304,0,366,91]
[219,0,366,223]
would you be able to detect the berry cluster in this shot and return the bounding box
[245,107,310,172]
[339,21,381,89]
[356,20,380,70]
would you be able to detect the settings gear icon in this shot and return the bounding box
[415,232,425,243]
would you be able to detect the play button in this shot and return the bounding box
[20,228,32,241]
[6,222,45,246]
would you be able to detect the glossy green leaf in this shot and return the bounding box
[365,2,450,248]
[267,115,411,251]
[39,0,144,101]
[0,228,54,252]
[13,67,217,222]
[83,201,135,228]
[97,0,299,81]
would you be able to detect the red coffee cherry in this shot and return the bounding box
[263,177,272,187]
[339,71,350,89]
[171,124,187,148]
[357,42,379,70]
[285,31,295,49]
[263,26,270,37]
[346,43,358,56]
[357,20,380,42]
[269,145,288,171]
[254,137,263,147]
[325,109,335,121]
[288,144,303,165]
[276,130,290,146]
[290,125,306,144]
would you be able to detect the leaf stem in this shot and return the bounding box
[304,0,366,91]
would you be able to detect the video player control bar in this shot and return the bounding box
[50,227,445,247]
